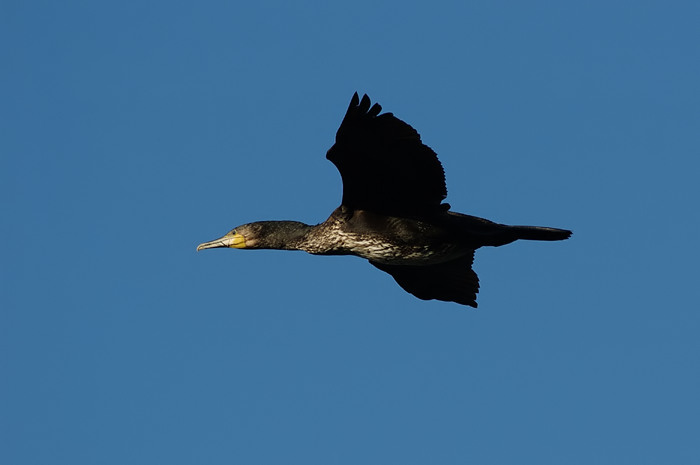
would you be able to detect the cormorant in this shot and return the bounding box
[197,93,571,307]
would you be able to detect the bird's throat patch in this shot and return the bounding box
[230,233,247,248]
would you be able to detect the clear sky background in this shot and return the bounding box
[2,1,699,464]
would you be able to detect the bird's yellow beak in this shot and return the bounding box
[196,232,247,251]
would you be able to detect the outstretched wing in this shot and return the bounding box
[326,93,448,217]
[370,253,479,307]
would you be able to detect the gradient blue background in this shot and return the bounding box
[3,1,699,464]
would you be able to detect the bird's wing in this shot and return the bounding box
[326,93,448,217]
[370,253,479,307]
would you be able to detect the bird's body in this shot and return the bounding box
[198,93,571,307]
[302,208,463,263]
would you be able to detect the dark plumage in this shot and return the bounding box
[197,93,571,307]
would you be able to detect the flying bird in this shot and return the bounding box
[197,93,571,307]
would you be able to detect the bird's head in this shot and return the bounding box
[196,221,312,251]
[196,223,263,251]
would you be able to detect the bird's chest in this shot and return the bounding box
[302,226,461,265]
[337,231,431,260]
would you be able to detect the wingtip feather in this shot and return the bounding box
[359,94,372,113]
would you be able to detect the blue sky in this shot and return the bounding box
[2,1,699,464]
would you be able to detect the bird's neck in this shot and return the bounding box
[253,221,316,250]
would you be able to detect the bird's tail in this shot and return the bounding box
[509,225,572,241]
[445,212,572,246]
